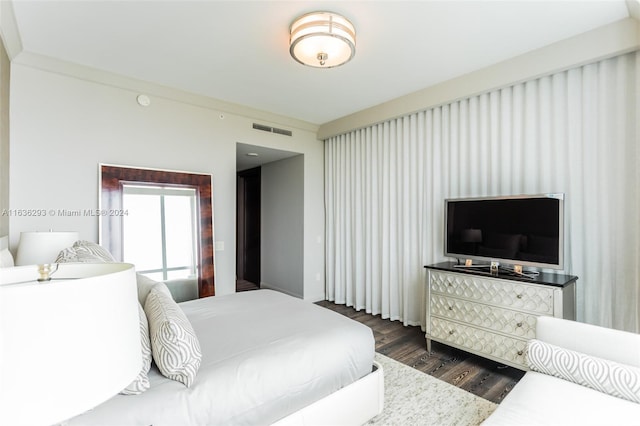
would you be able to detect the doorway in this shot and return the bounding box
[236,167,261,291]
[235,142,304,295]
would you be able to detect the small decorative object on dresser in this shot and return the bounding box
[424,262,577,370]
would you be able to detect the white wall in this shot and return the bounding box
[8,62,325,298]
[261,155,304,298]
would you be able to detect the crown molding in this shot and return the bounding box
[0,1,22,60]
[627,0,640,22]
[13,51,319,134]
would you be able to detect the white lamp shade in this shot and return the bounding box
[289,11,356,68]
[0,263,140,426]
[14,231,79,265]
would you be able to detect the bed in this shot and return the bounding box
[67,288,384,425]
[0,237,383,424]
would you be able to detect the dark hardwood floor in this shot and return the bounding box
[316,300,525,404]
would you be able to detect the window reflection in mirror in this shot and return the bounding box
[122,185,198,288]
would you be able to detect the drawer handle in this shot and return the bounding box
[516,294,523,299]
[449,330,455,335]
[517,350,524,356]
[516,322,523,328]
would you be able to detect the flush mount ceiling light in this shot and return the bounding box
[289,11,356,68]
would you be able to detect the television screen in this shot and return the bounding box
[445,194,564,269]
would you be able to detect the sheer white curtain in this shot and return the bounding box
[325,51,639,332]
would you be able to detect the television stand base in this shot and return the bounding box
[452,263,492,269]
[453,261,540,279]
[453,259,500,273]
[500,265,540,279]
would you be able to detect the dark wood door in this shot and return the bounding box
[236,167,261,287]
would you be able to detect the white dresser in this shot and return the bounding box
[425,262,577,370]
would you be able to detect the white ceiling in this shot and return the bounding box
[236,142,300,171]
[7,1,632,126]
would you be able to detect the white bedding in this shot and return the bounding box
[68,289,375,425]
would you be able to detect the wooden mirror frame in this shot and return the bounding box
[100,164,215,297]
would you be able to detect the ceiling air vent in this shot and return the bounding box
[252,123,293,137]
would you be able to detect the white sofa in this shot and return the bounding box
[483,316,640,426]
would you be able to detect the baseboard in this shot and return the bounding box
[260,282,303,299]
[304,292,326,303]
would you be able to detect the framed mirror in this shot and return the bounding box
[99,164,215,298]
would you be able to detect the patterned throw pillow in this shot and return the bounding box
[55,240,116,263]
[527,339,640,404]
[144,285,201,387]
[121,303,152,395]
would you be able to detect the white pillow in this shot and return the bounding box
[120,303,152,395]
[55,240,116,263]
[528,339,640,404]
[136,273,159,306]
[144,285,201,387]
[135,274,175,306]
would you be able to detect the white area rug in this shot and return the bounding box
[367,353,497,426]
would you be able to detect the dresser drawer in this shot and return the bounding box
[429,271,553,315]
[430,317,528,368]
[431,294,537,339]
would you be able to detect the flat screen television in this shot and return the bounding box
[444,193,564,270]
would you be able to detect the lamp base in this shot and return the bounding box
[37,264,58,282]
